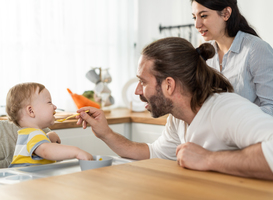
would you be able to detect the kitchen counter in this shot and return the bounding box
[54,108,168,130]
[0,158,272,199]
[50,108,168,130]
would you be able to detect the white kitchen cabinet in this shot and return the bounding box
[54,122,164,156]
[131,123,165,144]
[54,123,131,156]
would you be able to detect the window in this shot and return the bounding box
[0,0,138,111]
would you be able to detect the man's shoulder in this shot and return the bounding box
[208,92,251,105]
[205,93,261,117]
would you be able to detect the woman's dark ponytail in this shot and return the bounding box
[226,4,259,37]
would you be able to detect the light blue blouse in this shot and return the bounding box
[207,31,273,116]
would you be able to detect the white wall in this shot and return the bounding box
[137,0,273,51]
[238,0,273,46]
[136,0,193,56]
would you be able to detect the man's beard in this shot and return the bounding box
[140,85,173,118]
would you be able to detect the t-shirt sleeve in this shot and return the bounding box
[147,115,183,160]
[26,130,51,158]
[212,94,273,172]
[262,141,273,172]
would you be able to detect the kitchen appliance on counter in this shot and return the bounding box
[122,78,146,112]
[86,67,115,109]
[0,106,6,117]
[86,67,115,110]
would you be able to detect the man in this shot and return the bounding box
[77,37,273,180]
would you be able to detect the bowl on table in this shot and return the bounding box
[79,155,113,171]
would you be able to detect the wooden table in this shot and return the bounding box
[0,158,272,200]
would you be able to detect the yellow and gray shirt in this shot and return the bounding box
[9,128,55,168]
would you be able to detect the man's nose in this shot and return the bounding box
[135,82,143,95]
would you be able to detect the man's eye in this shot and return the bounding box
[192,16,196,20]
[201,15,207,18]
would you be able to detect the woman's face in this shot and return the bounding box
[192,1,228,41]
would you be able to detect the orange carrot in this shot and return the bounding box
[67,88,101,109]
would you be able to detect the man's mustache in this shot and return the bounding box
[139,95,147,102]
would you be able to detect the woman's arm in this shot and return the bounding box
[250,40,273,116]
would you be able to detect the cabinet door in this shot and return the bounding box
[131,123,165,143]
[90,123,130,155]
[55,123,129,156]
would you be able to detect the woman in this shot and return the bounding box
[191,0,273,116]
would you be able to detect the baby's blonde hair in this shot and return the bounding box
[6,82,45,127]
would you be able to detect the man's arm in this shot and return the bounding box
[76,107,150,160]
[100,129,150,160]
[176,142,273,180]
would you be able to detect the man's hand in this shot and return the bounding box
[76,107,112,140]
[176,142,212,171]
[76,106,150,160]
[47,131,61,144]
[176,142,273,180]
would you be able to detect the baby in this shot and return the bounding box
[6,82,93,167]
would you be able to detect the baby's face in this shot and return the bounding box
[31,88,57,129]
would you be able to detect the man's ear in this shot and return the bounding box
[223,7,232,21]
[26,105,35,118]
[163,77,176,96]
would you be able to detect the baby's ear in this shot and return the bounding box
[26,105,35,118]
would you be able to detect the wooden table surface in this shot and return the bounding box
[0,158,272,200]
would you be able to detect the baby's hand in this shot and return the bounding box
[47,131,61,144]
[77,150,93,160]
